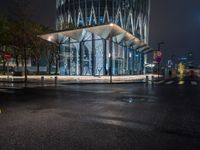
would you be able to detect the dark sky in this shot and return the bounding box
[150,0,200,65]
[0,0,200,65]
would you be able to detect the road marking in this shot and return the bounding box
[165,81,174,85]
[191,81,198,85]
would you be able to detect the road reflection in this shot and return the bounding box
[178,75,185,85]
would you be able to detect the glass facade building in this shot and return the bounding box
[40,0,151,76]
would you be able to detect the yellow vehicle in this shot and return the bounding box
[178,63,185,77]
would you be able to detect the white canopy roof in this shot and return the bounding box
[38,23,151,53]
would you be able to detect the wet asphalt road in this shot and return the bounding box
[0,77,200,150]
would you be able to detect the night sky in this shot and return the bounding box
[150,0,200,65]
[0,0,200,65]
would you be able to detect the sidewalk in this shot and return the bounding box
[0,74,158,84]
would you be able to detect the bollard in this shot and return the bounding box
[146,76,149,83]
[151,76,154,84]
[55,76,58,84]
[41,76,44,85]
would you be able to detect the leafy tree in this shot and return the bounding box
[9,20,23,67]
[0,15,12,74]
[0,0,59,77]
[10,0,33,81]
[28,22,49,74]
[0,16,10,46]
[45,43,57,75]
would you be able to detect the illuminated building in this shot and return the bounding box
[40,0,151,76]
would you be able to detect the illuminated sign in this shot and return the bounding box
[4,52,12,61]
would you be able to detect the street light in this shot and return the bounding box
[157,42,164,78]
[109,37,113,83]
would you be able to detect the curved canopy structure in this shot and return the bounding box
[39,23,150,53]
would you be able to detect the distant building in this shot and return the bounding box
[187,52,193,68]
[178,51,194,69]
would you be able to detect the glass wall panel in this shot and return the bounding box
[59,36,144,76]
[70,43,79,75]
[95,39,104,75]
[83,41,92,75]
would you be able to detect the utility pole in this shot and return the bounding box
[157,42,164,78]
[109,37,113,83]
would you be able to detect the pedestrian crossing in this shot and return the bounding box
[154,79,199,86]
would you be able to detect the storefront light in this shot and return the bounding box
[108,53,111,58]
[48,36,53,42]
[109,23,114,27]
[129,52,132,58]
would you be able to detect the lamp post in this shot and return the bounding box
[157,42,164,78]
[109,37,113,83]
